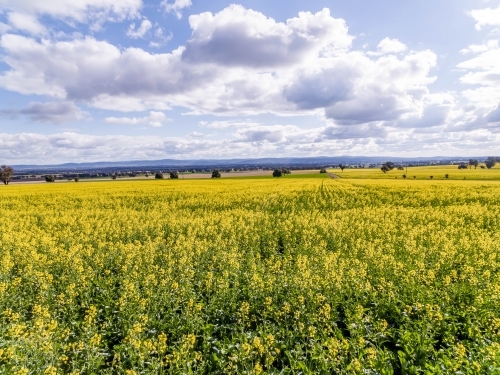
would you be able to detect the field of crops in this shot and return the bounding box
[1,175,500,374]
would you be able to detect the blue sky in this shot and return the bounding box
[0,0,499,163]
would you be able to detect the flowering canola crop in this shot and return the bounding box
[1,178,500,374]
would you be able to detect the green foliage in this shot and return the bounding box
[485,157,498,169]
[272,169,282,177]
[169,171,179,179]
[0,165,14,185]
[155,172,164,179]
[44,175,55,182]
[211,170,221,178]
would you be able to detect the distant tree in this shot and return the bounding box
[468,159,479,169]
[458,163,468,170]
[381,165,390,173]
[169,171,178,179]
[155,172,164,179]
[74,177,80,182]
[413,176,416,179]
[338,164,346,172]
[0,165,14,185]
[111,174,117,180]
[145,174,149,177]
[397,166,405,171]
[480,165,485,169]
[445,174,449,179]
[128,173,137,177]
[485,157,497,169]
[45,175,55,183]
[320,169,327,173]
[282,169,291,175]
[402,174,406,179]
[381,162,395,172]
[211,170,221,178]
[430,176,434,180]
[273,169,282,177]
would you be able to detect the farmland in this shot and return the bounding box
[1,172,500,374]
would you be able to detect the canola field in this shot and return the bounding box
[1,176,500,374]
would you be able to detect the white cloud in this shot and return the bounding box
[183,6,353,67]
[0,5,441,129]
[460,39,498,54]
[126,19,152,39]
[469,5,500,30]
[1,101,87,124]
[2,127,500,165]
[7,12,47,36]
[199,120,261,129]
[0,22,11,34]
[105,111,170,127]
[367,37,407,56]
[457,44,500,111]
[187,131,203,137]
[162,0,191,19]
[0,0,142,34]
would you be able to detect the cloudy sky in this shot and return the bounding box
[0,0,499,163]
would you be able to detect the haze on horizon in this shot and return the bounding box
[0,0,499,164]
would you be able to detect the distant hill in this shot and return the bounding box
[12,156,483,172]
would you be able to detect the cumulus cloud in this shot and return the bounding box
[7,12,47,36]
[469,5,500,30]
[0,0,142,33]
[162,0,192,19]
[0,5,441,129]
[105,111,170,127]
[187,131,203,138]
[487,104,500,123]
[2,127,500,165]
[460,40,498,54]
[126,19,152,39]
[182,6,353,67]
[1,101,87,124]
[367,37,407,56]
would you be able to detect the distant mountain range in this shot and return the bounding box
[12,156,481,171]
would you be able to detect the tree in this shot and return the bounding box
[445,174,449,179]
[211,170,221,178]
[155,172,164,179]
[45,175,55,182]
[338,164,346,172]
[381,162,395,172]
[430,176,434,180]
[413,176,416,179]
[402,174,406,179]
[169,171,178,179]
[469,159,479,169]
[111,174,117,180]
[485,157,497,169]
[74,177,80,182]
[282,169,291,175]
[320,169,327,173]
[458,163,468,170]
[0,165,14,185]
[273,169,282,177]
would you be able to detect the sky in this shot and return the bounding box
[0,0,499,163]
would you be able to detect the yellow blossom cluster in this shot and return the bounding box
[1,176,500,373]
